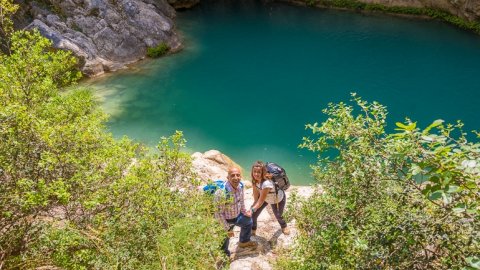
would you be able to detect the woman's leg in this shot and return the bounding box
[270,195,287,228]
[251,201,268,230]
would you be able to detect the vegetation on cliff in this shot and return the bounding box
[299,0,480,34]
[147,43,170,58]
[278,94,479,269]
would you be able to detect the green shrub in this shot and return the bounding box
[0,12,225,269]
[278,94,479,269]
[147,43,170,58]
[305,0,317,7]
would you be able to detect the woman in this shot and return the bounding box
[250,161,289,236]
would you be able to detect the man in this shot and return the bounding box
[215,166,257,257]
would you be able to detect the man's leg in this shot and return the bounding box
[235,213,253,243]
[221,237,230,256]
[222,221,236,256]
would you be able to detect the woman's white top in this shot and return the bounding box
[256,179,284,204]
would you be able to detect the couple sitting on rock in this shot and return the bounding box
[214,161,289,257]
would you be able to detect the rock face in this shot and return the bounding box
[191,150,233,182]
[17,0,182,76]
[191,150,252,186]
[358,0,480,21]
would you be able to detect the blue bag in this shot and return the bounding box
[203,179,244,195]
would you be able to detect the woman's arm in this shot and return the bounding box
[252,186,271,211]
[252,184,260,204]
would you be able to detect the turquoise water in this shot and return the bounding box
[87,1,480,185]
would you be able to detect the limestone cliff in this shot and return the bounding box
[15,0,183,76]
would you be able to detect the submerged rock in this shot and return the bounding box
[18,0,182,76]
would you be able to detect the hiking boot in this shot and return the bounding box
[251,229,256,236]
[282,227,290,235]
[238,241,258,249]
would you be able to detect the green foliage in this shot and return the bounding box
[15,137,225,269]
[0,28,84,266]
[146,42,170,58]
[278,94,479,269]
[0,29,81,107]
[66,131,225,269]
[0,21,224,270]
[316,0,366,10]
[0,0,18,52]
[305,0,318,7]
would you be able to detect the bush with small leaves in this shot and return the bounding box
[278,94,479,269]
[147,43,170,58]
[0,2,225,267]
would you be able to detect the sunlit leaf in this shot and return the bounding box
[446,185,461,193]
[395,122,409,130]
[429,190,444,201]
[423,119,444,134]
[466,256,480,269]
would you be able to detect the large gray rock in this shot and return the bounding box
[20,0,181,76]
[191,150,252,187]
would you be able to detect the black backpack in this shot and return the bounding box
[265,162,290,191]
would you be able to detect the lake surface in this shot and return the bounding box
[87,0,480,185]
